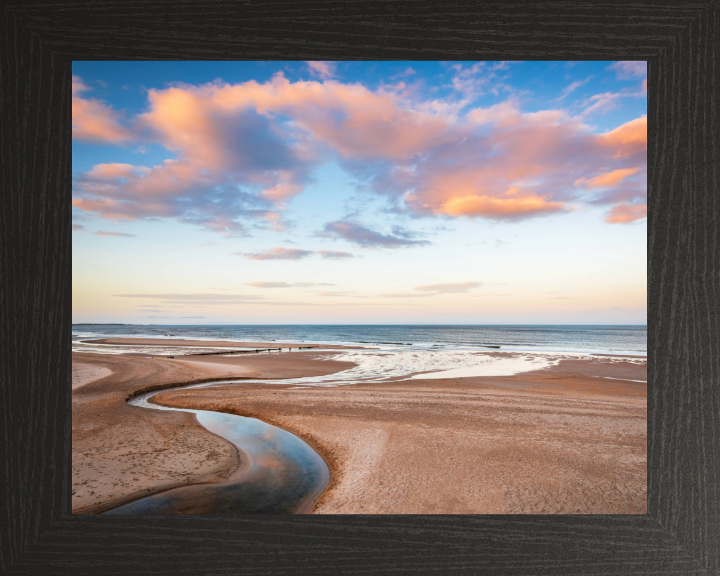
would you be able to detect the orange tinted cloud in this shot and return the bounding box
[599,116,647,158]
[605,203,647,223]
[442,194,566,219]
[578,167,640,189]
[72,76,131,144]
[73,76,646,230]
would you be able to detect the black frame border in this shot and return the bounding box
[1,1,718,574]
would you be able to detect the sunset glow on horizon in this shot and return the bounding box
[72,61,647,324]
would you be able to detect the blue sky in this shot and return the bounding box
[72,61,647,324]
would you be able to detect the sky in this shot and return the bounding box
[72,61,647,325]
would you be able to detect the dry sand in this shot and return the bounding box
[72,363,112,389]
[73,345,646,514]
[72,350,356,513]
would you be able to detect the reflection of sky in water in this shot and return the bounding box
[107,390,329,515]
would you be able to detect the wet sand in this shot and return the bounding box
[82,337,366,350]
[73,346,646,514]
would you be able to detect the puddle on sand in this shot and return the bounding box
[104,389,329,515]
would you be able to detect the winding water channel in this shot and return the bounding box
[104,384,329,514]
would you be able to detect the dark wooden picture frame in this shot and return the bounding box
[2,2,718,574]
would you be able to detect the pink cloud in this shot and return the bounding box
[72,76,131,144]
[241,247,315,260]
[307,61,337,80]
[610,61,647,79]
[577,167,640,189]
[605,203,647,223]
[73,75,646,230]
[440,193,566,220]
[94,231,136,237]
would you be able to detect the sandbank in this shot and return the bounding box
[73,348,646,514]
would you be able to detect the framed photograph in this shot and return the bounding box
[2,1,718,574]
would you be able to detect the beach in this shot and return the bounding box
[72,340,646,514]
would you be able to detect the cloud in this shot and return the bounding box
[72,224,85,232]
[72,76,131,144]
[314,291,354,297]
[379,281,483,299]
[581,91,626,116]
[555,77,591,101]
[320,220,430,248]
[94,230,136,237]
[610,61,647,79]
[241,247,315,260]
[307,61,337,80]
[72,74,646,230]
[137,315,206,318]
[605,202,647,223]
[448,61,513,99]
[576,167,640,189]
[115,293,266,305]
[377,292,433,298]
[414,282,482,294]
[245,281,334,288]
[317,250,354,259]
[441,191,566,220]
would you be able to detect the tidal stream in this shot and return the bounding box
[104,384,329,514]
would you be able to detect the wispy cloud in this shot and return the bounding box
[240,247,315,260]
[115,293,266,305]
[246,281,335,288]
[320,221,431,248]
[306,61,337,80]
[95,230,136,237]
[414,282,482,294]
[72,224,85,232]
[317,250,355,259]
[609,61,647,79]
[314,291,355,297]
[379,281,483,298]
[554,77,592,101]
[137,315,206,318]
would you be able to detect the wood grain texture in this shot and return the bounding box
[1,1,718,574]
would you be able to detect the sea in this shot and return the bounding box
[72,324,646,356]
[71,325,646,385]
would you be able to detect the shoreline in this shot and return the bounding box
[73,344,646,514]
